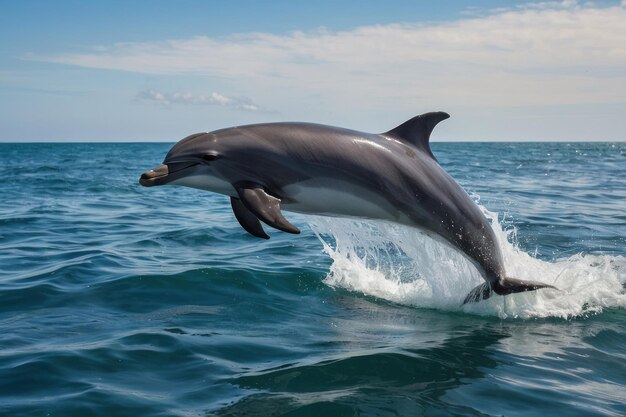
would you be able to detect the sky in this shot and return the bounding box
[1,0,625,142]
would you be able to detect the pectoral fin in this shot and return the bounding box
[230,197,269,239]
[235,185,300,235]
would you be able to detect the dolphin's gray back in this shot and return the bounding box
[215,122,503,278]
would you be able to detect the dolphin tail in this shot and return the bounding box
[463,277,557,304]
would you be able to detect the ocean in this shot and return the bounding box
[0,142,624,416]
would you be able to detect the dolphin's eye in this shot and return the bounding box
[202,153,219,162]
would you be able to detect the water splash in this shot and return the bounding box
[307,207,626,319]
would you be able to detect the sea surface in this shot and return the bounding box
[0,142,624,417]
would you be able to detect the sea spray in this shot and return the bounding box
[307,206,626,319]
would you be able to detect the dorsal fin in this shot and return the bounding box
[384,111,450,161]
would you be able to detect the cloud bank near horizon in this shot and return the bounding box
[136,89,260,111]
[32,1,626,112]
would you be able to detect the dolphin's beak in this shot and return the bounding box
[139,164,169,187]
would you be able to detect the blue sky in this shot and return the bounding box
[1,0,625,141]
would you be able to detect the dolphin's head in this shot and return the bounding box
[140,126,296,197]
[139,132,226,191]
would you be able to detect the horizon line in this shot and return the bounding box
[1,139,624,144]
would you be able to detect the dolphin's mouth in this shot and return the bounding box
[139,164,169,187]
[139,162,201,187]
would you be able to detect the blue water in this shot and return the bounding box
[1,142,624,416]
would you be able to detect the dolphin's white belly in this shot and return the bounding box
[171,174,235,196]
[282,179,408,223]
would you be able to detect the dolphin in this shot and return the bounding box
[139,112,555,303]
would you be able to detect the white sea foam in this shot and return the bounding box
[307,208,626,319]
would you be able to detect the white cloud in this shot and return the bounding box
[516,0,579,10]
[31,2,626,110]
[136,89,259,111]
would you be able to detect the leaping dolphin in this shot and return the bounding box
[139,112,555,303]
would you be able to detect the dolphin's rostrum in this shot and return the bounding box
[140,112,555,303]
